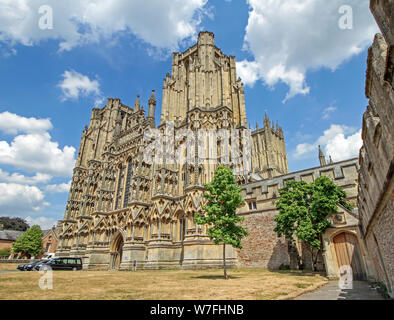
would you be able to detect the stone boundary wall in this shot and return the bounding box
[0,259,33,263]
[236,158,359,269]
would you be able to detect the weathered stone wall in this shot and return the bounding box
[0,259,32,263]
[364,192,394,290]
[370,0,393,46]
[358,3,394,295]
[373,194,394,285]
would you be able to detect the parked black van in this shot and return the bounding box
[44,257,83,271]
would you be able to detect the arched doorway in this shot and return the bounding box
[333,232,366,280]
[110,232,124,270]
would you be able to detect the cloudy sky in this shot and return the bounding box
[0,0,378,229]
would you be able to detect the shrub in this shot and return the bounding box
[0,247,11,258]
[279,264,290,270]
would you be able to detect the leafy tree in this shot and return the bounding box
[12,225,44,258]
[0,248,11,258]
[194,166,248,279]
[0,217,30,231]
[274,176,353,271]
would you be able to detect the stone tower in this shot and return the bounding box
[251,113,288,179]
[160,32,247,127]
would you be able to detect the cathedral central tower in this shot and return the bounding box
[160,32,247,127]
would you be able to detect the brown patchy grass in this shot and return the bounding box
[0,263,19,271]
[0,268,328,300]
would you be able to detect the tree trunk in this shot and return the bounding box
[223,243,228,279]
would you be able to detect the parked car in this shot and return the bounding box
[17,263,27,271]
[41,253,56,261]
[24,260,41,271]
[32,260,48,271]
[44,257,83,271]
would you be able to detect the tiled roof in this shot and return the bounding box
[0,230,24,241]
[42,228,58,240]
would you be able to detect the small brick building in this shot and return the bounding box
[0,224,24,254]
[42,227,58,254]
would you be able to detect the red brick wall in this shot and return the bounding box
[236,212,289,269]
[42,232,57,253]
[0,240,13,250]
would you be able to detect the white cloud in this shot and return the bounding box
[45,181,71,193]
[0,132,76,177]
[0,169,51,184]
[0,0,209,53]
[25,216,57,230]
[237,0,378,102]
[58,70,104,106]
[294,124,362,161]
[0,111,75,223]
[0,112,76,177]
[325,129,362,161]
[0,183,47,216]
[0,111,52,135]
[236,60,260,87]
[322,104,338,120]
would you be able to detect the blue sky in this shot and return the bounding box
[0,0,379,229]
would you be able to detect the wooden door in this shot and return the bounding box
[333,233,366,280]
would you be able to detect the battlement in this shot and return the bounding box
[197,31,215,46]
[241,158,359,210]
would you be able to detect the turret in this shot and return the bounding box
[148,90,156,119]
[264,113,270,129]
[114,109,122,137]
[318,145,326,166]
[134,95,141,112]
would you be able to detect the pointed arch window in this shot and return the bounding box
[115,166,124,210]
[123,158,133,207]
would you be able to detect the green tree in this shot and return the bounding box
[12,225,44,258]
[194,166,248,279]
[0,217,30,231]
[274,176,353,271]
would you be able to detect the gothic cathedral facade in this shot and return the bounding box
[56,32,289,270]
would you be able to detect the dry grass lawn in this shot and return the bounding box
[0,263,19,271]
[0,268,328,300]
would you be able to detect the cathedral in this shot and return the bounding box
[56,32,290,270]
[56,2,393,294]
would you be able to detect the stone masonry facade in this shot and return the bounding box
[56,32,289,270]
[358,0,394,296]
[55,5,393,278]
[236,159,360,270]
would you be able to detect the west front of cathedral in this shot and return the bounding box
[57,32,367,276]
[56,32,289,270]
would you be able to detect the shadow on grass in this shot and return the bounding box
[268,269,326,277]
[192,275,242,280]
